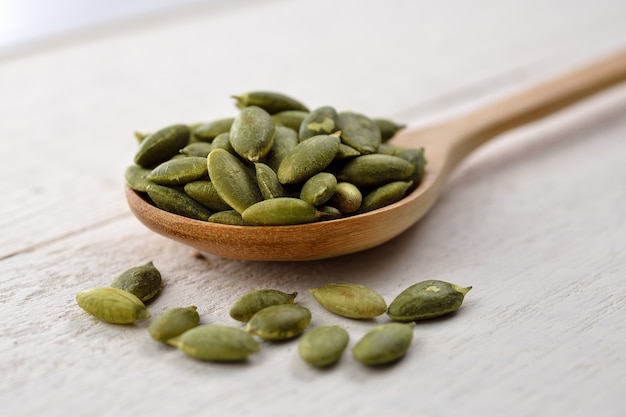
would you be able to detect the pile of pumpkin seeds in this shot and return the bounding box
[125,91,426,225]
[76,261,471,367]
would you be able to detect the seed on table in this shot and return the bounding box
[246,304,311,340]
[337,154,415,187]
[329,182,362,214]
[277,134,340,184]
[387,280,472,321]
[309,282,387,319]
[271,110,310,131]
[353,322,415,366]
[255,162,288,199]
[299,172,337,206]
[359,181,413,213]
[169,325,259,361]
[110,261,162,302]
[229,289,298,322]
[191,117,235,142]
[76,287,151,324]
[134,124,190,168]
[233,91,309,114]
[146,156,209,186]
[148,306,200,342]
[299,106,339,140]
[337,112,381,154]
[207,148,263,213]
[229,105,276,162]
[373,118,406,142]
[125,164,153,192]
[184,181,232,212]
[241,197,322,226]
[146,184,213,221]
[298,326,349,367]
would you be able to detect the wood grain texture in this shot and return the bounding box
[1,1,626,416]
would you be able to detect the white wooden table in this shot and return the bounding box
[2,1,625,416]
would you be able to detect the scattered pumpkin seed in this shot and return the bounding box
[387,280,472,321]
[169,325,259,361]
[76,287,151,324]
[309,283,387,319]
[229,289,298,322]
[353,322,415,366]
[110,261,162,302]
[298,326,349,367]
[246,304,311,340]
[148,306,200,342]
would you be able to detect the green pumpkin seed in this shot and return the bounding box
[373,118,406,142]
[134,131,148,143]
[353,322,415,365]
[387,280,472,321]
[246,304,311,340]
[208,210,248,225]
[146,184,213,221]
[376,142,398,155]
[169,325,259,361]
[299,106,339,141]
[180,142,213,157]
[147,156,208,186]
[318,205,343,220]
[207,149,263,213]
[191,117,234,142]
[263,125,299,171]
[210,132,235,153]
[394,147,426,188]
[271,110,309,131]
[233,91,309,114]
[242,198,322,225]
[184,181,232,212]
[134,124,190,168]
[309,282,387,319]
[329,182,362,213]
[255,162,288,199]
[229,289,298,322]
[337,154,414,187]
[110,261,162,302]
[299,172,337,205]
[298,326,349,367]
[335,143,361,160]
[230,106,275,162]
[359,181,413,213]
[148,306,200,342]
[125,164,153,192]
[337,112,381,154]
[76,287,151,324]
[277,134,340,184]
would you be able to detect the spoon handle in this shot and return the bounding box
[443,48,626,169]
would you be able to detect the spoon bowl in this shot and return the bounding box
[127,49,626,261]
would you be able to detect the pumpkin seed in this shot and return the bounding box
[184,181,232,212]
[169,325,259,361]
[147,156,208,186]
[230,106,275,162]
[394,147,426,188]
[191,117,234,142]
[241,198,322,225]
[334,143,361,160]
[125,164,153,192]
[387,280,472,321]
[110,261,162,302]
[207,149,263,213]
[337,112,381,154]
[298,326,349,367]
[229,289,298,322]
[255,162,288,199]
[134,131,148,143]
[76,287,151,324]
[263,125,299,171]
[210,132,234,153]
[318,205,343,220]
[180,142,213,157]
[134,124,190,168]
[373,118,406,142]
[309,282,387,319]
[299,172,337,205]
[146,184,213,221]
[246,304,311,340]
[329,182,362,213]
[299,106,339,140]
[271,110,309,131]
[353,322,415,366]
[277,134,340,184]
[337,154,414,187]
[208,210,248,225]
[233,91,309,114]
[359,181,413,213]
[148,306,200,342]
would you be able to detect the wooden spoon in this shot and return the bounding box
[126,49,626,261]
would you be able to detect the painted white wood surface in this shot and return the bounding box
[1,1,625,416]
